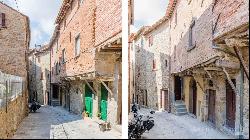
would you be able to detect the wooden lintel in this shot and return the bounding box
[84,80,97,95]
[233,46,249,80]
[100,80,113,97]
[205,70,212,79]
[225,38,249,48]
[222,67,239,95]
[204,67,222,71]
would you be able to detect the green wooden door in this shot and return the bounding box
[100,83,108,121]
[85,82,93,118]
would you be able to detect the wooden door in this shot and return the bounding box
[174,76,182,100]
[193,81,197,116]
[100,82,108,121]
[161,90,169,111]
[85,82,93,118]
[226,79,236,129]
[208,90,216,125]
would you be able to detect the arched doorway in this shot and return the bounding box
[189,78,197,116]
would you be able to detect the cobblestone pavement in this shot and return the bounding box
[129,108,234,139]
[12,106,121,139]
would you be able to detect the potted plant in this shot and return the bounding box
[97,112,101,118]
[85,111,89,117]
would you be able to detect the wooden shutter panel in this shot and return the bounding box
[0,13,2,26]
[1,13,6,27]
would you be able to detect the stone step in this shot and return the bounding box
[176,108,187,112]
[176,111,187,116]
[174,104,186,108]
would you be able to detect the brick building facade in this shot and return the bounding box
[130,0,249,138]
[49,0,122,128]
[0,2,30,138]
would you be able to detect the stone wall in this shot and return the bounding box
[0,94,28,139]
[134,21,170,110]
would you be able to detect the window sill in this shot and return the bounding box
[187,43,196,52]
[74,55,80,60]
[0,26,7,29]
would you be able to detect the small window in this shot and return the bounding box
[64,20,66,30]
[75,35,80,56]
[141,38,144,47]
[174,45,176,61]
[149,35,153,47]
[0,13,6,27]
[62,49,66,63]
[51,47,53,55]
[175,9,177,27]
[56,40,59,51]
[40,72,43,80]
[188,20,196,50]
[70,32,71,43]
[153,59,156,70]
[165,60,168,67]
[38,56,40,63]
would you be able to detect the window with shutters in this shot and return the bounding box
[62,49,66,63]
[38,56,40,63]
[174,9,177,27]
[148,35,153,47]
[40,72,43,80]
[0,13,6,28]
[153,59,156,70]
[69,32,71,42]
[188,20,196,51]
[174,45,177,61]
[75,34,80,57]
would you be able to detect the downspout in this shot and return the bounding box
[168,19,172,112]
[239,65,244,139]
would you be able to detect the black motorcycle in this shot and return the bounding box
[28,100,41,113]
[128,104,155,139]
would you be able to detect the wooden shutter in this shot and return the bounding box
[153,59,156,69]
[1,13,6,27]
[0,13,2,26]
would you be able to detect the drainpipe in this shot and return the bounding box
[239,65,244,139]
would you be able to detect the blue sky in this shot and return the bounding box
[1,0,169,46]
[131,0,169,33]
[1,0,62,48]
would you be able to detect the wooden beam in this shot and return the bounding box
[204,67,222,71]
[214,47,237,58]
[233,46,249,80]
[225,38,249,47]
[99,80,113,97]
[215,59,240,69]
[84,80,97,95]
[222,67,239,95]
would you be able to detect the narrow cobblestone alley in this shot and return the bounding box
[12,106,121,139]
[129,108,234,139]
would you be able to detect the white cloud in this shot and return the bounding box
[2,0,62,48]
[134,0,169,29]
